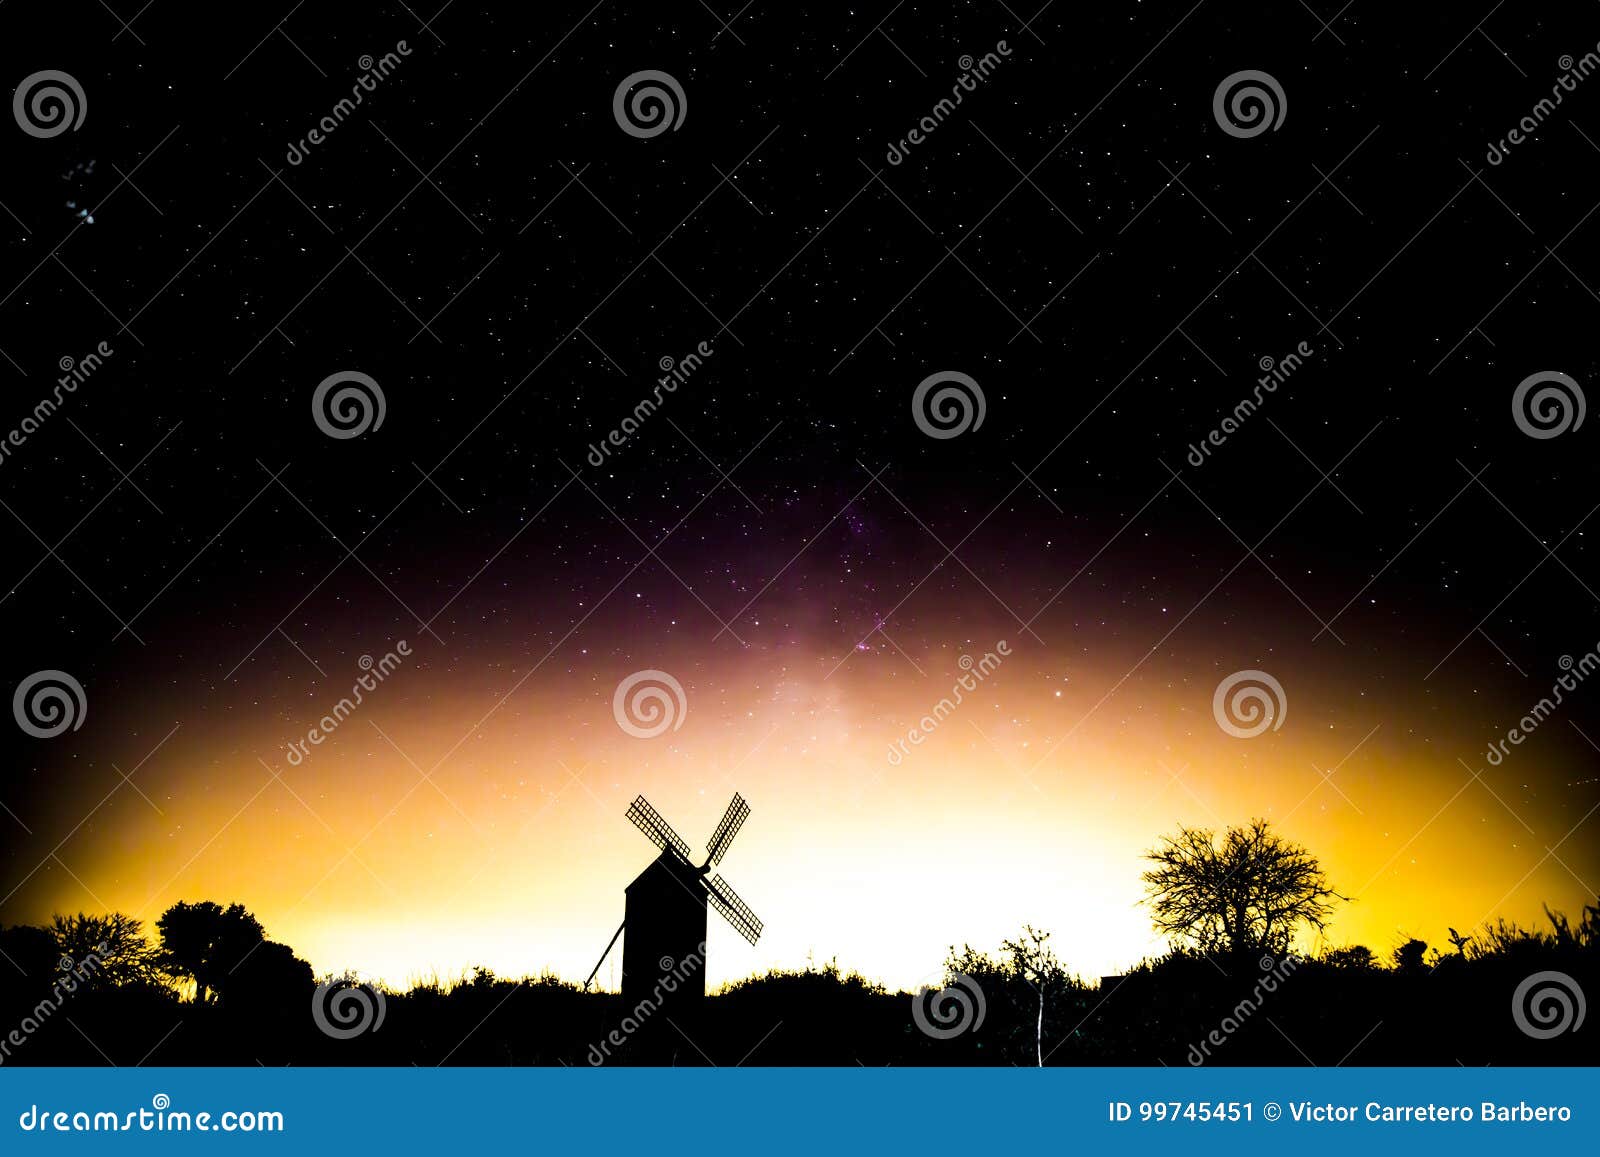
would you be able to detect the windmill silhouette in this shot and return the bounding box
[586,794,763,1023]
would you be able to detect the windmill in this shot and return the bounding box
[585,793,763,1019]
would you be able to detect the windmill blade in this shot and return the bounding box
[625,795,693,863]
[704,793,750,865]
[705,873,763,945]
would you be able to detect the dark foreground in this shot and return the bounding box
[1,933,1594,1067]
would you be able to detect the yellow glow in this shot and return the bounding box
[16,636,1593,990]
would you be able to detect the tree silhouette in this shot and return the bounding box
[156,901,266,1005]
[941,928,1082,1067]
[49,912,162,988]
[1000,925,1061,1068]
[0,924,63,982]
[1141,819,1344,958]
[229,940,314,1016]
[1,889,1595,1065]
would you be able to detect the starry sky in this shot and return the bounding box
[2,2,1598,988]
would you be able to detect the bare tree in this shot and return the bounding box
[50,912,163,988]
[1000,925,1059,1067]
[1141,819,1344,957]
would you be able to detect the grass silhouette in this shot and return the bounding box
[1,898,1593,1066]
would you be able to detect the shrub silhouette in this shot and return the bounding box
[1392,938,1429,973]
[0,887,1592,1066]
[1322,945,1377,970]
[932,928,1090,1067]
[230,941,314,1014]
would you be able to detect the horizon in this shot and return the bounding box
[9,616,1591,991]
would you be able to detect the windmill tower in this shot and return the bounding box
[587,794,763,1026]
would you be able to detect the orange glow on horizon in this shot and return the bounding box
[12,624,1594,992]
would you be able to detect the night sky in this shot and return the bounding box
[2,2,1598,987]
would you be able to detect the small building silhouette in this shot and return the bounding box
[620,850,709,1019]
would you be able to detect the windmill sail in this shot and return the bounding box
[625,795,694,863]
[704,793,750,865]
[705,873,763,945]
